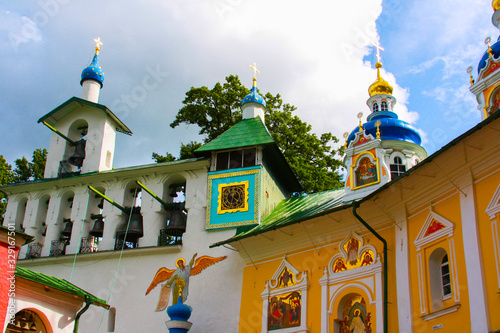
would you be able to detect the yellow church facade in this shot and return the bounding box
[217,110,500,332]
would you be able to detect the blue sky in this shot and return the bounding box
[0,0,497,170]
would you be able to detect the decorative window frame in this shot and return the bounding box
[261,257,309,333]
[350,152,380,190]
[414,210,460,316]
[486,184,500,289]
[217,180,249,214]
[319,232,382,333]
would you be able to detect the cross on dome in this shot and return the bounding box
[249,62,260,87]
[371,41,384,64]
[94,37,103,54]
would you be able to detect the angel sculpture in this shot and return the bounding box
[145,253,227,311]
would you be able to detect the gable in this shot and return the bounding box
[414,210,455,251]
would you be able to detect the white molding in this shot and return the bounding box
[421,304,460,321]
[395,218,414,332]
[459,183,489,332]
[492,220,500,289]
[414,211,455,251]
[486,183,500,219]
[417,253,426,314]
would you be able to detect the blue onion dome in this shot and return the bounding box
[81,49,104,87]
[167,296,192,321]
[241,84,266,107]
[477,37,500,75]
[347,111,421,146]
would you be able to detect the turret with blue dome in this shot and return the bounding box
[469,2,500,120]
[80,38,104,104]
[241,63,267,122]
[342,42,427,202]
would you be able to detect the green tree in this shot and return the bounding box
[165,75,343,193]
[0,155,14,224]
[0,149,47,224]
[152,152,176,163]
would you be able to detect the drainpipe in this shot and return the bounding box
[74,297,92,333]
[352,201,388,333]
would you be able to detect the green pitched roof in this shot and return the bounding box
[196,117,274,153]
[38,96,132,135]
[15,266,109,309]
[211,188,347,247]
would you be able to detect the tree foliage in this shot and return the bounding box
[161,75,343,194]
[0,149,47,224]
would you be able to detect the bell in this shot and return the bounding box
[21,321,30,330]
[30,322,37,331]
[89,214,105,238]
[165,210,187,234]
[97,198,104,209]
[14,320,22,328]
[68,139,86,167]
[124,207,143,241]
[61,219,73,238]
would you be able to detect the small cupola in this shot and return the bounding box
[241,63,266,122]
[81,38,104,103]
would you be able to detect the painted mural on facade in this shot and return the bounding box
[338,295,372,333]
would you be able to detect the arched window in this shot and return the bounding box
[381,101,388,111]
[429,248,451,311]
[372,102,379,112]
[390,156,406,179]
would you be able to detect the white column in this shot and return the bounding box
[460,180,489,332]
[395,219,414,333]
[319,268,329,333]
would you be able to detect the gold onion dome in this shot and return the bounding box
[368,62,393,97]
[493,0,500,11]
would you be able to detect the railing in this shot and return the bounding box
[49,240,67,257]
[25,243,42,259]
[79,237,98,253]
[114,231,139,250]
[158,229,183,246]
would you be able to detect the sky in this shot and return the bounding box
[0,0,497,171]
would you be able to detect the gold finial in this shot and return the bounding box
[94,37,103,55]
[375,120,381,139]
[249,62,260,87]
[368,41,393,97]
[467,66,474,86]
[357,112,364,131]
[486,37,493,57]
[493,0,500,12]
[343,132,349,149]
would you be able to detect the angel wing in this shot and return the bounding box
[190,255,227,276]
[145,266,176,295]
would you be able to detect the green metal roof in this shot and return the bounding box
[212,109,500,248]
[196,117,274,153]
[211,188,347,247]
[15,266,109,309]
[38,96,132,135]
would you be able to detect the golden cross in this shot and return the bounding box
[250,62,260,78]
[94,37,103,52]
[371,41,384,63]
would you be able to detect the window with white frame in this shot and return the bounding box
[381,100,388,111]
[372,102,379,112]
[390,156,406,179]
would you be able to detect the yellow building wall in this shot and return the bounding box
[408,192,471,332]
[474,167,500,331]
[238,225,399,333]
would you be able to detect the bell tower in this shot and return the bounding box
[39,38,132,178]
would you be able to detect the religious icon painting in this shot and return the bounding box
[268,291,301,330]
[338,295,372,333]
[354,156,378,188]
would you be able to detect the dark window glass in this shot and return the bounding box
[229,150,242,169]
[373,102,379,112]
[381,101,388,111]
[216,152,229,171]
[441,254,451,297]
[243,148,256,167]
[390,156,406,179]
